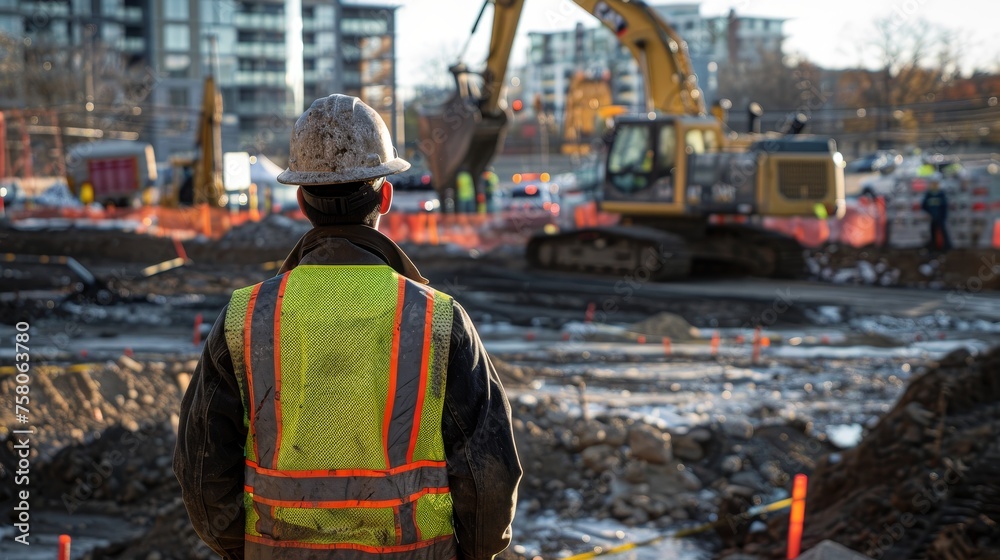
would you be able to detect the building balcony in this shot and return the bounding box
[122,37,145,53]
[304,70,335,84]
[235,13,285,31]
[302,18,335,32]
[234,71,287,87]
[233,100,288,116]
[235,42,286,59]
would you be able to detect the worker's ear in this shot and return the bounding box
[296,186,306,213]
[379,181,393,214]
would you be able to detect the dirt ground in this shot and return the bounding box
[2,221,1000,559]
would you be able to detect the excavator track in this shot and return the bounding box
[527,224,807,281]
[527,226,692,280]
[692,225,807,279]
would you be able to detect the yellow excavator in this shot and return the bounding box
[562,72,615,156]
[162,76,226,207]
[419,0,845,278]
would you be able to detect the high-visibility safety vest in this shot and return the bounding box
[456,172,474,201]
[224,264,457,559]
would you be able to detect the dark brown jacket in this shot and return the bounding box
[174,226,521,559]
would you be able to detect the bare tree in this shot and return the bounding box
[839,17,968,144]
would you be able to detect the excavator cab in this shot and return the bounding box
[602,115,725,215]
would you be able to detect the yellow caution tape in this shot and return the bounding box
[142,257,186,277]
[560,498,793,560]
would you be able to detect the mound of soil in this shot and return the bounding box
[733,347,1000,559]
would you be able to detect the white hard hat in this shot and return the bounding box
[277,94,409,186]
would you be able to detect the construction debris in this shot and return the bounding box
[727,347,1000,559]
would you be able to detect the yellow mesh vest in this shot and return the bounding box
[225,265,456,559]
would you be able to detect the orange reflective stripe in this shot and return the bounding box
[249,486,450,509]
[245,463,448,504]
[383,275,406,468]
[407,291,435,463]
[244,283,262,459]
[272,272,291,469]
[245,459,446,479]
[246,533,454,553]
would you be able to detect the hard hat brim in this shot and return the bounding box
[277,157,411,186]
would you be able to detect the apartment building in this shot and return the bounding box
[521,3,783,126]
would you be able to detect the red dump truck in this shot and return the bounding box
[66,140,157,206]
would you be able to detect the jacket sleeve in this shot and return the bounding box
[443,302,523,560]
[174,305,248,560]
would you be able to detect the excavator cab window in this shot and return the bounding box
[607,123,654,191]
[683,128,721,155]
[657,125,677,170]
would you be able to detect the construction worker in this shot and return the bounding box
[921,178,951,251]
[174,95,522,560]
[482,169,499,214]
[456,169,475,213]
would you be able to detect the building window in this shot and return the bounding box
[164,24,190,51]
[165,1,188,20]
[169,88,189,107]
[316,5,334,24]
[342,18,387,36]
[164,54,190,76]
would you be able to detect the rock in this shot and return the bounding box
[721,455,743,474]
[623,460,646,483]
[670,507,690,520]
[625,508,649,525]
[580,444,616,472]
[721,418,754,440]
[119,355,144,373]
[176,373,191,394]
[627,424,672,464]
[603,417,628,447]
[723,484,757,499]
[629,312,697,341]
[678,468,703,491]
[123,479,147,503]
[611,498,633,520]
[572,419,608,450]
[797,540,870,559]
[671,433,705,462]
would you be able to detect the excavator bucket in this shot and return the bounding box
[417,72,509,201]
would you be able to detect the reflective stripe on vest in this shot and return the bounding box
[225,265,456,558]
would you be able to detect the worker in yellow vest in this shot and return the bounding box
[175,95,522,560]
[456,170,475,213]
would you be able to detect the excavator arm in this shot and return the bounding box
[418,0,704,201]
[573,0,705,115]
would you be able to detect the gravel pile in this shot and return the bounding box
[216,214,310,252]
[806,245,1000,290]
[510,392,833,556]
[0,357,189,465]
[732,346,1000,559]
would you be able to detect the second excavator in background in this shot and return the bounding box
[418,0,844,279]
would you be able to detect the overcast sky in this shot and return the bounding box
[384,0,999,95]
